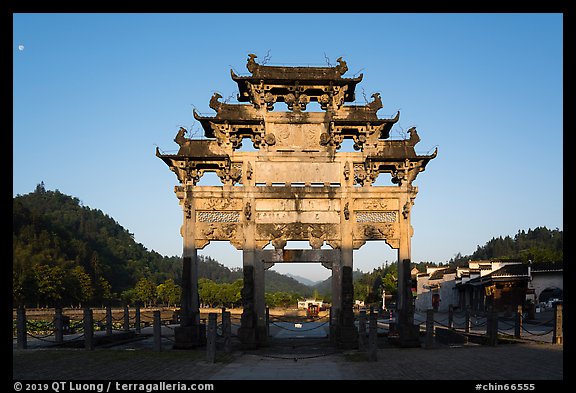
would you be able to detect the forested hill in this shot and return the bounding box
[13,183,311,307]
[447,227,563,266]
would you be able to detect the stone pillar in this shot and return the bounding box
[239,262,259,349]
[265,307,270,338]
[358,309,367,351]
[337,264,358,349]
[239,195,266,349]
[222,311,232,353]
[54,307,64,344]
[465,306,471,333]
[330,258,342,343]
[16,305,27,350]
[396,190,420,347]
[486,306,498,346]
[553,303,563,345]
[397,258,420,347]
[448,304,454,329]
[105,305,113,336]
[206,313,217,363]
[368,307,378,361]
[425,309,435,349]
[153,310,162,352]
[135,306,141,334]
[83,308,94,351]
[174,189,205,349]
[514,305,522,339]
[254,253,267,345]
[123,305,130,331]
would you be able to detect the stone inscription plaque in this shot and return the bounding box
[254,162,340,184]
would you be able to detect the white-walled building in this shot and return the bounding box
[415,260,563,313]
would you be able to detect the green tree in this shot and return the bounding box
[64,266,93,307]
[157,279,181,307]
[133,278,157,307]
[94,277,113,305]
[33,264,65,307]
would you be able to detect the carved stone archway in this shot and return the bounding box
[157,55,436,349]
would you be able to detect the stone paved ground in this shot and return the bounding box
[13,339,564,381]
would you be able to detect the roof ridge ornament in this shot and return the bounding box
[247,53,258,74]
[335,56,348,76]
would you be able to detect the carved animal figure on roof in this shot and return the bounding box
[209,92,223,112]
[366,93,383,111]
[174,127,188,146]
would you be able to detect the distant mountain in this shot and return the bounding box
[311,269,365,297]
[284,273,319,287]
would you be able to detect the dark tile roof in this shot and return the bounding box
[429,266,457,280]
[490,263,529,278]
[531,262,563,272]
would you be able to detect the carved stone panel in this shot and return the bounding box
[256,198,341,212]
[254,162,340,184]
[353,222,398,243]
[195,198,243,211]
[196,211,241,223]
[256,223,340,249]
[256,211,340,224]
[353,199,399,211]
[355,211,397,223]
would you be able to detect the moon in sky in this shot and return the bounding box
[18,45,24,51]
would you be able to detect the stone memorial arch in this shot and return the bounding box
[157,54,436,349]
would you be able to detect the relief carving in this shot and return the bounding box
[184,200,192,219]
[246,162,253,180]
[197,211,240,223]
[257,223,338,249]
[244,201,252,221]
[264,133,276,146]
[204,198,233,211]
[402,200,412,219]
[343,202,350,221]
[359,223,395,240]
[202,223,239,240]
[355,211,397,223]
[343,162,350,180]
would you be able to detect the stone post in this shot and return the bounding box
[239,263,258,349]
[358,309,367,351]
[396,189,420,348]
[448,304,454,330]
[123,305,130,331]
[83,308,94,350]
[135,306,141,334]
[486,306,498,346]
[465,306,471,333]
[207,313,217,363]
[330,260,342,344]
[222,311,232,353]
[153,310,162,352]
[265,307,270,338]
[16,305,27,350]
[397,258,420,347]
[425,309,434,349]
[174,188,205,349]
[54,307,64,344]
[329,306,334,344]
[553,303,563,345]
[105,305,113,336]
[368,307,378,361]
[514,304,522,339]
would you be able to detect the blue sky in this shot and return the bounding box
[13,13,563,282]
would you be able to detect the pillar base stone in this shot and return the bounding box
[398,324,421,348]
[172,324,206,349]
